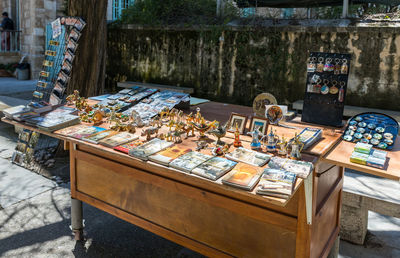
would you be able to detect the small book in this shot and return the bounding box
[13,111,40,122]
[148,145,192,166]
[98,132,139,148]
[82,130,118,144]
[28,101,53,113]
[2,105,31,119]
[37,114,80,132]
[169,151,212,173]
[222,163,263,191]
[114,139,144,154]
[268,156,313,179]
[225,147,271,167]
[192,157,237,181]
[294,127,322,150]
[68,126,106,140]
[128,138,174,160]
[55,124,90,136]
[256,168,297,199]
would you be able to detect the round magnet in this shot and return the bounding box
[373,133,383,140]
[360,138,369,144]
[370,138,380,145]
[378,142,388,149]
[356,128,366,134]
[363,133,372,140]
[355,116,363,122]
[376,127,385,133]
[345,130,355,136]
[349,121,357,126]
[384,133,393,139]
[344,135,353,141]
[354,133,363,139]
[358,122,367,128]
[367,123,376,130]
[321,85,329,94]
[384,139,393,145]
[349,125,357,131]
[329,86,339,94]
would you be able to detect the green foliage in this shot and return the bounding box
[0,63,18,72]
[117,0,239,25]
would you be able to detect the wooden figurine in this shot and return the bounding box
[233,123,242,147]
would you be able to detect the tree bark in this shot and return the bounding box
[68,0,107,97]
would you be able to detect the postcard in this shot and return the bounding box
[222,163,263,191]
[268,157,313,179]
[83,130,118,144]
[99,132,139,148]
[148,145,192,166]
[225,147,271,167]
[192,157,237,181]
[256,168,297,198]
[128,138,174,160]
[114,139,144,154]
[169,151,212,173]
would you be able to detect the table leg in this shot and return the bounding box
[71,197,83,241]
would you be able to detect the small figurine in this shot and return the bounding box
[173,129,183,143]
[288,133,304,160]
[130,110,144,127]
[211,144,230,156]
[159,106,170,121]
[151,116,162,128]
[277,136,288,156]
[167,120,175,132]
[247,125,262,150]
[264,128,279,152]
[165,132,173,142]
[196,141,208,151]
[141,126,159,141]
[209,122,227,145]
[190,117,217,139]
[183,123,195,138]
[92,110,103,124]
[233,123,242,147]
[126,123,136,133]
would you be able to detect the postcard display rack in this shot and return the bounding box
[12,17,85,167]
[302,52,351,127]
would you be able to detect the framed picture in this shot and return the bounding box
[227,113,247,134]
[249,117,269,135]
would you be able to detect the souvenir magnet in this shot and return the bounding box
[316,57,324,72]
[307,57,317,73]
[334,58,341,75]
[321,79,329,95]
[330,80,339,94]
[341,59,348,74]
[338,81,345,102]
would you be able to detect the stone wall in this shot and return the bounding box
[107,20,400,111]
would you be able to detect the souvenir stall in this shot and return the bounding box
[3,26,400,258]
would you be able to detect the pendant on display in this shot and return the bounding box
[338,81,345,102]
[321,79,329,94]
[307,57,317,73]
[334,58,341,75]
[323,58,333,72]
[307,84,314,93]
[329,80,339,94]
[316,57,324,72]
[341,59,348,74]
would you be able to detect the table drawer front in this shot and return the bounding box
[74,151,296,257]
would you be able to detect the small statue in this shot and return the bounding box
[183,123,195,138]
[141,126,159,141]
[233,123,242,147]
[151,116,162,128]
[196,141,208,151]
[92,110,103,125]
[263,128,279,152]
[277,136,288,156]
[190,117,217,139]
[209,122,227,146]
[173,129,183,143]
[126,123,136,134]
[211,144,230,156]
[247,125,262,150]
[288,133,304,160]
[159,106,170,121]
[130,110,144,127]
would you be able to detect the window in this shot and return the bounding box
[112,0,134,20]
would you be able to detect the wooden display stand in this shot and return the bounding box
[2,102,345,258]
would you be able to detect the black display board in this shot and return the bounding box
[301,52,351,127]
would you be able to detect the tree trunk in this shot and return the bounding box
[68,0,107,97]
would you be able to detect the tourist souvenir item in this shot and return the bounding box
[307,57,317,72]
[222,163,263,191]
[129,138,174,161]
[98,132,139,148]
[113,139,144,154]
[334,58,341,75]
[268,156,313,179]
[148,146,192,166]
[338,81,345,102]
[225,147,271,167]
[316,57,324,72]
[342,112,398,150]
[323,58,334,72]
[192,157,237,181]
[293,127,322,150]
[263,128,279,152]
[256,168,297,199]
[249,117,269,135]
[341,59,348,74]
[321,80,329,95]
[277,136,288,156]
[288,133,304,160]
[233,123,242,147]
[329,80,338,94]
[209,122,228,145]
[247,125,262,150]
[265,105,283,125]
[227,113,247,134]
[169,151,212,173]
[56,125,106,140]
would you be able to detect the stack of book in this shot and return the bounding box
[114,139,144,154]
[268,157,313,179]
[148,145,192,166]
[129,138,174,160]
[169,151,213,173]
[55,125,106,140]
[192,157,237,181]
[350,142,387,169]
[256,168,297,199]
[225,147,271,167]
[222,163,263,191]
[98,132,139,148]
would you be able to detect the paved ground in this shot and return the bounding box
[0,77,400,257]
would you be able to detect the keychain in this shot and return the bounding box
[307,57,317,73]
[324,58,334,72]
[314,78,322,93]
[334,58,341,75]
[330,80,339,94]
[321,79,329,94]
[338,81,345,102]
[316,57,324,72]
[341,59,348,74]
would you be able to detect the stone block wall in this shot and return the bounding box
[107,20,400,111]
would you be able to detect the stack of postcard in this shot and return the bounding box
[148,145,192,166]
[294,127,322,150]
[98,132,139,148]
[2,105,31,119]
[256,168,297,199]
[225,147,271,167]
[268,157,313,179]
[129,138,174,160]
[191,157,237,181]
[55,125,106,140]
[37,114,80,132]
[114,139,144,154]
[221,163,263,191]
[169,151,212,173]
[83,130,118,144]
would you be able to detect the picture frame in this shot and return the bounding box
[249,116,269,135]
[227,113,248,134]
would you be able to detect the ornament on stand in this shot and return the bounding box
[233,123,242,148]
[288,133,304,160]
[189,108,216,139]
[209,122,227,146]
[247,125,262,150]
[263,127,279,152]
[277,135,288,156]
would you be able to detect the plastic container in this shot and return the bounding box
[16,63,30,80]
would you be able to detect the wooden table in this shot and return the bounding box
[1,102,345,258]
